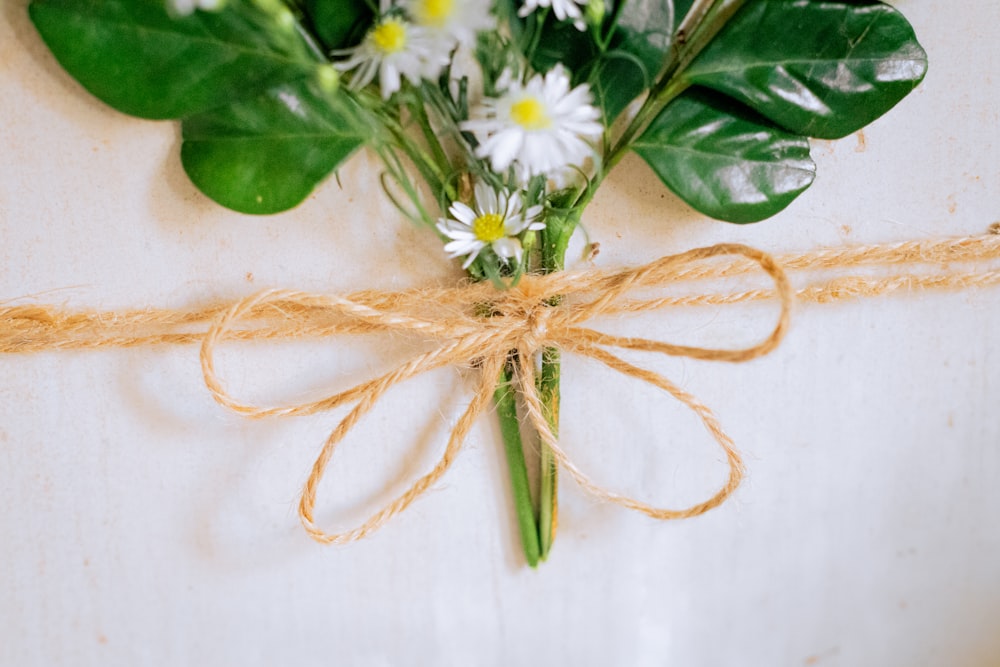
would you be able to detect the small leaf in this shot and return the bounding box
[29,0,321,119]
[304,0,373,50]
[683,0,928,139]
[180,75,367,214]
[633,88,816,223]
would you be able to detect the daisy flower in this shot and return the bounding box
[335,4,450,99]
[461,66,603,181]
[404,0,494,46]
[518,0,588,30]
[437,182,545,268]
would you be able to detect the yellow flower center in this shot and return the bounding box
[472,213,505,242]
[413,0,454,27]
[510,97,551,131]
[371,19,407,55]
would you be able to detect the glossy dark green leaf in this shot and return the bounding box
[29,0,322,119]
[180,74,367,214]
[592,0,676,122]
[683,0,927,139]
[304,0,373,50]
[633,88,816,223]
[672,0,696,27]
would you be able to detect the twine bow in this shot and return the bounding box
[200,243,791,544]
[4,233,1000,545]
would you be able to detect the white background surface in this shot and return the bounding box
[2,2,999,665]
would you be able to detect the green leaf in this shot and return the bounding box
[683,0,928,139]
[528,17,592,73]
[592,0,676,122]
[516,0,680,124]
[304,0,373,50]
[29,0,322,120]
[633,88,816,223]
[180,73,367,214]
[672,0,696,27]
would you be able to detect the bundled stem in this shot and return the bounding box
[494,360,541,567]
[536,345,560,559]
[370,0,752,566]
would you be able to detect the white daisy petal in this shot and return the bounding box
[334,16,451,99]
[461,246,483,269]
[438,224,477,241]
[503,216,525,236]
[491,237,522,262]
[437,182,545,269]
[167,0,197,15]
[404,0,494,46]
[444,238,484,255]
[462,66,603,182]
[449,201,478,225]
[477,131,523,173]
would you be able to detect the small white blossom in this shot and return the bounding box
[404,0,494,46]
[518,0,588,30]
[437,182,544,268]
[335,4,450,99]
[166,0,226,16]
[461,66,603,181]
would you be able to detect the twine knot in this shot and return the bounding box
[521,302,553,353]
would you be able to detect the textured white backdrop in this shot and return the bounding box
[1,2,998,666]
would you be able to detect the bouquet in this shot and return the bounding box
[27,0,927,566]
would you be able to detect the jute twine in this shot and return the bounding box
[3,233,1000,544]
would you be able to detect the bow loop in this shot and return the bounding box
[196,242,794,544]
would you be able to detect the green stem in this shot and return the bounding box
[523,9,550,63]
[411,87,456,202]
[533,210,577,561]
[390,126,447,200]
[537,346,560,560]
[375,145,435,226]
[359,91,450,207]
[494,357,541,568]
[599,0,748,185]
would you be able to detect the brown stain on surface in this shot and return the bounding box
[854,129,867,152]
[803,647,840,665]
[815,139,836,156]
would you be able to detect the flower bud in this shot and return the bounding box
[585,0,605,27]
[316,64,340,93]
